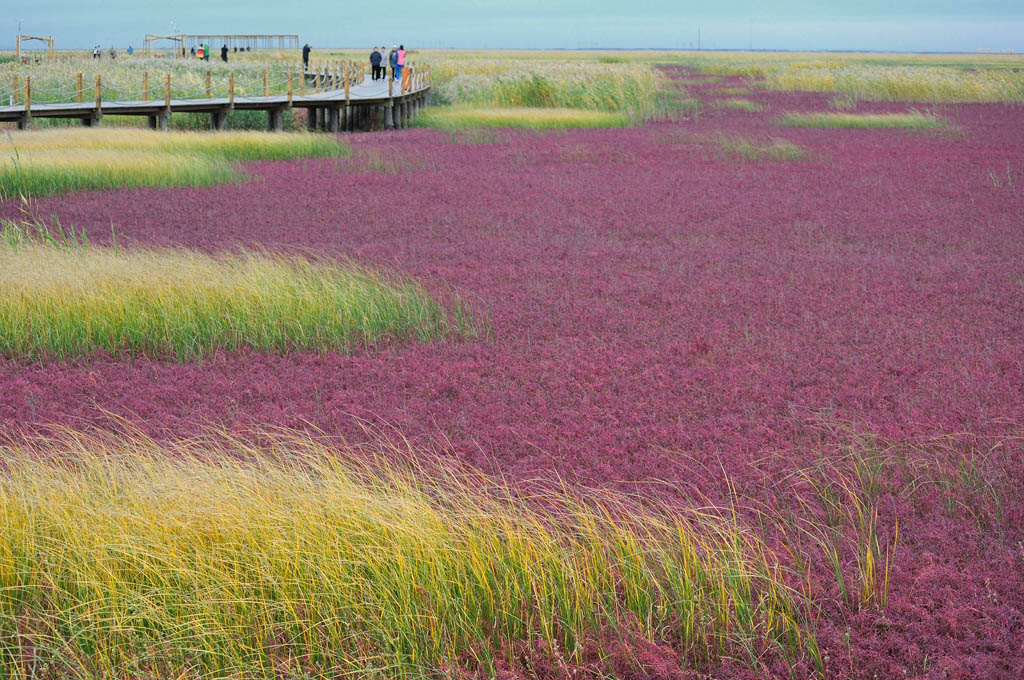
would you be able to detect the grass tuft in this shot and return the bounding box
[1,128,348,198]
[415,106,631,130]
[0,429,818,678]
[779,110,944,130]
[718,98,765,112]
[0,219,481,361]
[713,134,809,162]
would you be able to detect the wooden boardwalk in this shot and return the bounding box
[0,71,431,132]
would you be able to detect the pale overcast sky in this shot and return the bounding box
[6,1,1023,52]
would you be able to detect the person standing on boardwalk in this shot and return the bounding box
[395,45,406,83]
[204,44,211,61]
[370,47,383,81]
[196,44,205,60]
[389,46,398,80]
[302,43,311,70]
[221,45,228,62]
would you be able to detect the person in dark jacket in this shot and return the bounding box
[370,47,383,80]
[221,45,228,62]
[388,46,398,80]
[302,44,311,69]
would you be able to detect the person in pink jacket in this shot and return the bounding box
[395,45,406,82]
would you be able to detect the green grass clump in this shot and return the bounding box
[779,110,943,129]
[719,98,765,111]
[0,222,479,361]
[714,134,809,162]
[1,128,348,197]
[0,429,817,678]
[415,106,630,130]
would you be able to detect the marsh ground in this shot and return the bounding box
[1,67,1022,678]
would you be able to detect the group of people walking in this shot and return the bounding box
[191,44,233,62]
[369,46,406,82]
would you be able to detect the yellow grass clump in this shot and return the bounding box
[0,225,479,361]
[1,128,347,197]
[415,106,630,130]
[0,429,817,678]
[780,110,944,130]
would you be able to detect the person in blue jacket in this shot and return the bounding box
[389,46,399,81]
[370,47,383,81]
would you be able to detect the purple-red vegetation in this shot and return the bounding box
[2,69,1023,678]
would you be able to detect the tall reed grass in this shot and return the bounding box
[0,221,478,361]
[673,52,1024,103]
[0,429,817,678]
[1,128,347,197]
[428,60,668,121]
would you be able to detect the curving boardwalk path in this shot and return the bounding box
[0,73,430,132]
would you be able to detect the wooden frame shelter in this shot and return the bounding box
[16,34,55,61]
[143,33,299,57]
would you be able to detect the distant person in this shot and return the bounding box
[109,45,116,60]
[370,47,383,81]
[221,45,228,62]
[127,45,133,56]
[302,43,311,69]
[396,45,406,83]
[190,46,196,57]
[93,46,100,59]
[196,44,204,59]
[204,44,211,61]
[389,46,398,80]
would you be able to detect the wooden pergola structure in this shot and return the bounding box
[143,34,299,57]
[16,34,55,61]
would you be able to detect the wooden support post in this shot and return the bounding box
[385,99,394,129]
[206,71,211,98]
[263,70,269,97]
[328,106,339,132]
[228,73,235,106]
[388,75,393,98]
[209,109,228,131]
[267,108,283,132]
[307,107,318,131]
[95,75,102,116]
[77,73,83,103]
[12,76,18,105]
[143,71,149,101]
[345,75,350,103]
[287,71,293,105]
[164,74,171,108]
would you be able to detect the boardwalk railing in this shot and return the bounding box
[0,62,432,132]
